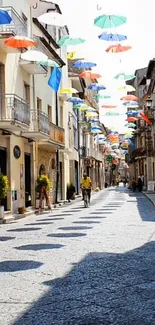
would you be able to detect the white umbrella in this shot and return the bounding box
[21,50,48,62]
[37,12,66,27]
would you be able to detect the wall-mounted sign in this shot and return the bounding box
[13,145,21,159]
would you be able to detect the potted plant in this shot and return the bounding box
[66,183,76,201]
[18,207,25,214]
[0,173,9,219]
[36,174,51,208]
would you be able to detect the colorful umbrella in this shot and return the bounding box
[80,71,101,79]
[60,87,78,94]
[37,59,59,67]
[74,103,89,109]
[38,12,66,27]
[67,51,76,60]
[117,85,136,92]
[94,14,127,29]
[123,101,139,108]
[121,95,139,101]
[21,50,48,62]
[126,117,138,122]
[85,112,98,117]
[4,35,36,48]
[98,32,127,42]
[73,60,97,69]
[67,97,83,104]
[127,111,139,117]
[102,105,117,109]
[125,123,136,128]
[0,9,12,24]
[87,83,106,91]
[106,44,132,53]
[114,73,135,81]
[57,35,85,46]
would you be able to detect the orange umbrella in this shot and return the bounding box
[4,35,37,48]
[105,44,132,53]
[121,95,139,101]
[126,117,138,122]
[102,105,117,108]
[79,71,101,79]
[140,113,152,125]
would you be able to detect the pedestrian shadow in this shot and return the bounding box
[14,244,65,251]
[0,260,43,273]
[12,241,155,324]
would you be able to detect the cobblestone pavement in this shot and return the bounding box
[1,187,155,325]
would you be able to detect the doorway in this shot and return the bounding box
[24,153,31,207]
[0,147,7,210]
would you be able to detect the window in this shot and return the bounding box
[48,105,52,122]
[37,97,42,111]
[23,83,30,104]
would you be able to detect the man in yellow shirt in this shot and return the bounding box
[80,173,92,202]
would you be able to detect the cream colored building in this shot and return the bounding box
[0,0,71,213]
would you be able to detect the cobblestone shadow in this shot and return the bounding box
[13,241,155,325]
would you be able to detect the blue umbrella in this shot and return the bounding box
[98,32,127,42]
[88,83,106,91]
[0,9,12,24]
[127,110,139,116]
[67,97,83,104]
[123,101,139,106]
[73,60,97,69]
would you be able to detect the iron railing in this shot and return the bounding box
[0,7,27,36]
[0,93,30,125]
[29,110,50,135]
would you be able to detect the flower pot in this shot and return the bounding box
[0,206,4,219]
[18,207,25,214]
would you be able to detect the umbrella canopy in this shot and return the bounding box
[94,14,127,29]
[67,51,77,60]
[73,60,97,69]
[38,12,65,27]
[121,95,139,101]
[60,87,78,94]
[126,117,138,122]
[87,83,106,91]
[74,103,89,109]
[85,112,98,117]
[102,105,117,108]
[98,32,127,42]
[106,44,132,53]
[0,9,12,24]
[91,129,102,134]
[67,97,83,104]
[117,85,136,92]
[123,101,139,108]
[21,50,48,62]
[57,35,85,46]
[114,73,136,81]
[80,71,101,79]
[127,111,139,117]
[87,108,96,112]
[93,94,111,99]
[4,35,36,48]
[37,59,59,67]
[125,123,136,128]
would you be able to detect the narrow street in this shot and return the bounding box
[1,187,155,325]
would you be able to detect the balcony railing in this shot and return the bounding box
[131,147,146,160]
[0,93,30,125]
[0,7,27,36]
[50,123,65,145]
[29,110,50,135]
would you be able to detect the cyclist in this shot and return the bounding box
[80,173,92,203]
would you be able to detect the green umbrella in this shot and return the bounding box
[74,103,89,109]
[114,73,135,81]
[125,123,136,128]
[38,59,59,67]
[93,94,111,100]
[57,35,85,46]
[94,14,127,29]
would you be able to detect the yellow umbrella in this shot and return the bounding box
[79,107,90,111]
[117,85,136,92]
[60,87,78,94]
[67,51,76,60]
[85,112,98,117]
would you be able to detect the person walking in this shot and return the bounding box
[137,176,143,192]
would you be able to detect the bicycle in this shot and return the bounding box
[83,188,90,208]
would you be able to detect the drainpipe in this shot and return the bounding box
[55,92,59,203]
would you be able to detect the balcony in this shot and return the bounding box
[22,110,50,140]
[88,147,104,161]
[130,147,146,161]
[0,7,27,53]
[0,93,30,130]
[49,123,65,149]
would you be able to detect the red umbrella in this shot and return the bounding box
[79,71,101,79]
[4,35,37,48]
[121,95,139,101]
[126,117,138,122]
[105,44,132,53]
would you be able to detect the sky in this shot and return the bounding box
[52,0,155,131]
